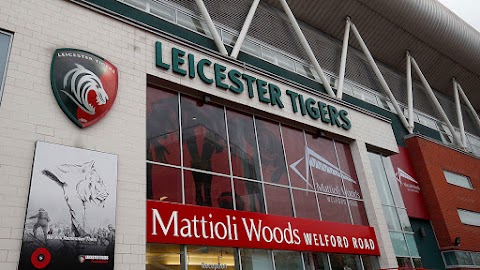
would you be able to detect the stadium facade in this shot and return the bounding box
[0,0,479,269]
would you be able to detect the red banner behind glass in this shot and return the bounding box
[147,200,380,256]
[389,147,429,219]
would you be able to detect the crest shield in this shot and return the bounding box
[51,48,118,128]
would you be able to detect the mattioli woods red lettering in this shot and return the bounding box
[147,200,380,255]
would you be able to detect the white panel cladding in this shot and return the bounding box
[0,0,398,269]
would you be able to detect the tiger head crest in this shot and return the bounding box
[51,48,118,128]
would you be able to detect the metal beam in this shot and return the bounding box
[456,82,480,132]
[350,22,411,133]
[277,0,336,98]
[453,79,467,148]
[336,17,351,99]
[406,52,414,132]
[230,0,260,59]
[410,56,462,146]
[194,0,228,56]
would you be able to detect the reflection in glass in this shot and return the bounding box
[234,179,265,213]
[146,87,180,165]
[282,125,309,189]
[318,194,351,224]
[264,184,293,217]
[335,142,362,199]
[256,118,288,185]
[361,256,380,270]
[184,170,232,208]
[240,249,274,270]
[293,189,320,220]
[368,153,395,206]
[148,165,182,203]
[390,232,409,257]
[187,246,237,270]
[146,243,183,270]
[304,253,329,270]
[306,134,345,197]
[348,200,369,226]
[227,110,260,180]
[396,257,413,268]
[181,95,229,173]
[397,208,412,232]
[273,250,303,270]
[383,206,401,231]
[329,254,362,270]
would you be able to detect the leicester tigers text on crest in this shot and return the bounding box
[50,48,118,128]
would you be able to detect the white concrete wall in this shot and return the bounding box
[0,0,398,269]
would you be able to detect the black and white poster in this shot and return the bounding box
[18,141,118,270]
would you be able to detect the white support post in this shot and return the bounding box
[337,17,351,99]
[410,57,462,146]
[456,82,480,131]
[350,23,411,133]
[406,51,414,132]
[194,0,228,56]
[277,0,336,98]
[453,79,467,148]
[230,0,260,59]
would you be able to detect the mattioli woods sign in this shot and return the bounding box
[147,201,380,255]
[155,42,351,131]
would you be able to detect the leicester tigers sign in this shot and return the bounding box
[51,48,118,128]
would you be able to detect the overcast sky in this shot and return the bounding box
[436,0,480,32]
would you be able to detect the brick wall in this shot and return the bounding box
[0,0,400,269]
[406,136,480,252]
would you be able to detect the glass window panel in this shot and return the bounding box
[444,171,473,189]
[187,246,237,269]
[382,156,405,208]
[282,125,310,189]
[222,31,237,47]
[0,31,12,100]
[293,189,320,220]
[146,243,183,270]
[264,184,293,217]
[368,152,395,205]
[303,253,329,270]
[255,118,288,185]
[348,200,369,226]
[241,39,262,57]
[240,248,273,270]
[329,254,362,270]
[181,95,229,174]
[296,64,315,79]
[383,206,401,231]
[273,250,303,270]
[458,209,480,226]
[417,114,437,129]
[442,251,458,266]
[123,0,147,10]
[184,170,232,208]
[277,54,295,71]
[227,110,260,180]
[147,87,180,165]
[396,257,413,268]
[148,164,182,203]
[335,142,362,199]
[412,257,423,267]
[361,255,379,270]
[455,251,474,265]
[150,1,176,22]
[397,208,412,232]
[390,232,409,257]
[318,194,351,224]
[306,134,345,197]
[472,252,480,265]
[262,48,277,64]
[233,179,265,213]
[405,234,419,257]
[177,12,210,35]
